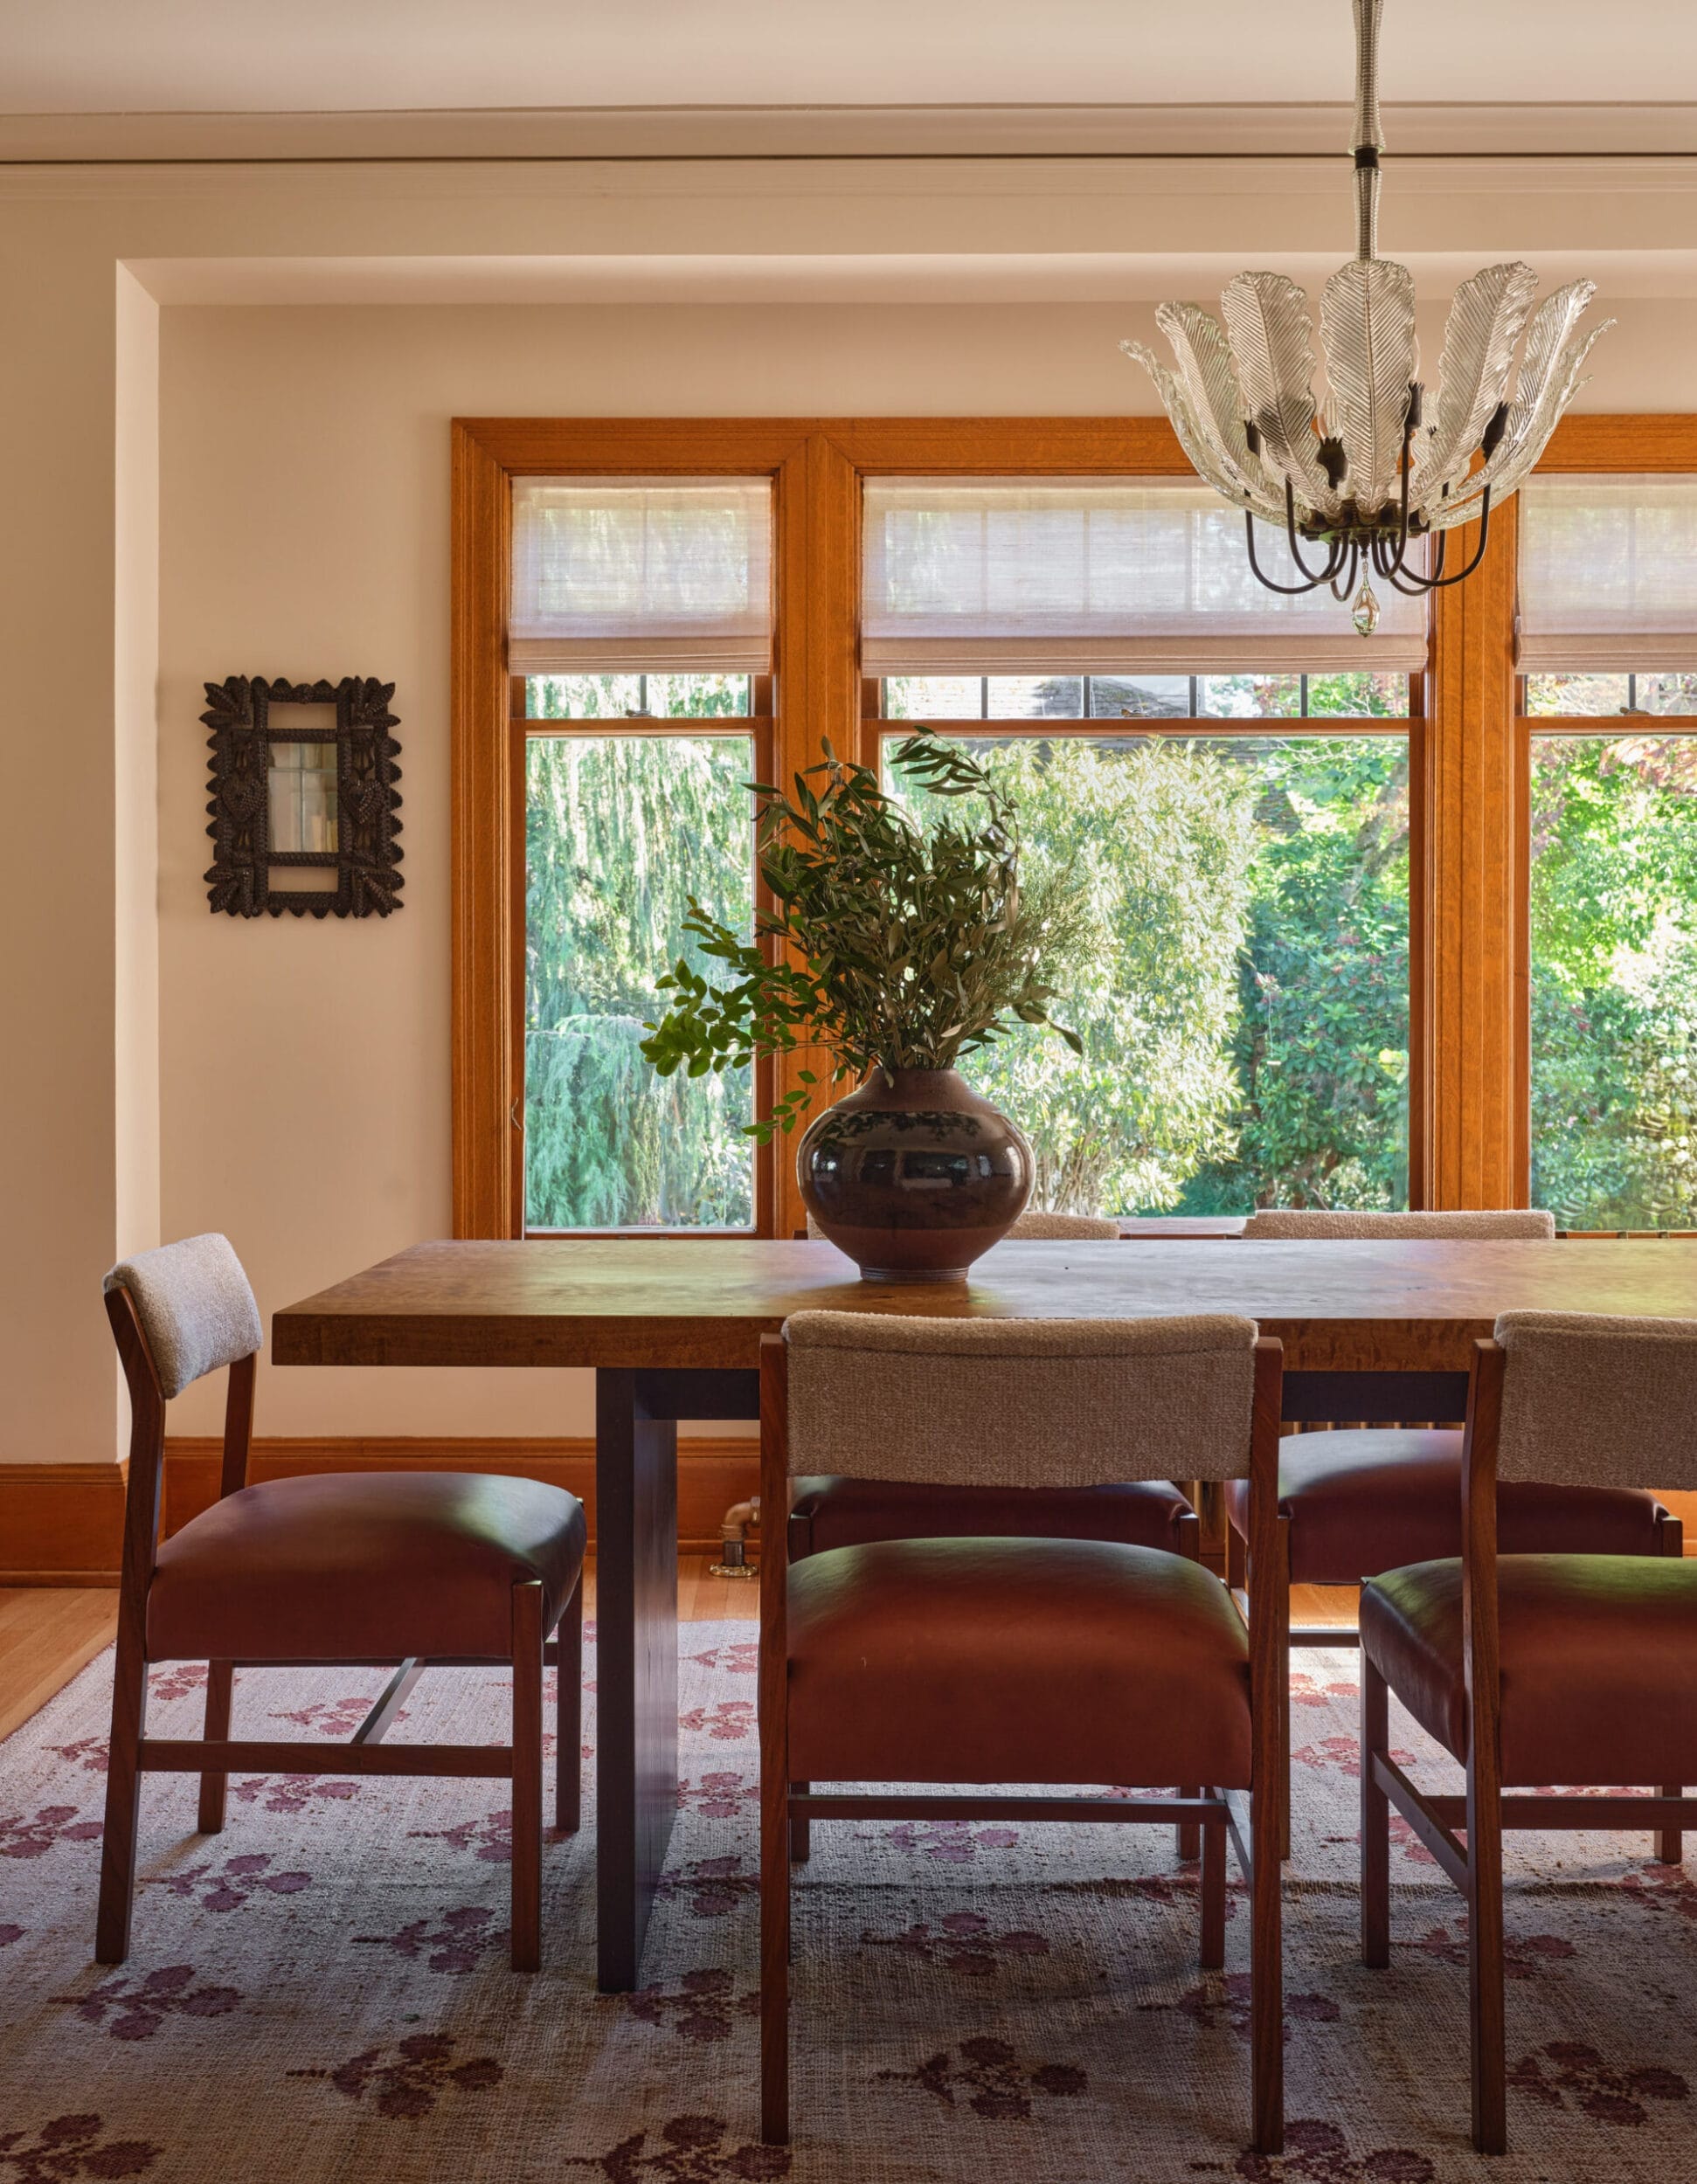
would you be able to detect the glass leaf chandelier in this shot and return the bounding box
[1122,0,1612,633]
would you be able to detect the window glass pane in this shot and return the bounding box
[1200,674,1303,719]
[1529,733,1697,1229]
[984,674,1084,718]
[1089,674,1192,719]
[882,675,985,720]
[524,736,754,1230]
[525,673,750,720]
[1632,674,1697,716]
[1525,673,1634,717]
[1304,672,1410,718]
[885,732,1409,1216]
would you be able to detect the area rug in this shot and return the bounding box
[2,1627,1692,2183]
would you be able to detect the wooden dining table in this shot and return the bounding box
[272,1234,1697,1989]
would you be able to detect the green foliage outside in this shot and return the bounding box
[1527,727,1697,1227]
[923,684,1411,1214]
[524,677,755,1229]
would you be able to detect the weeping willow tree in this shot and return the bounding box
[523,677,754,1228]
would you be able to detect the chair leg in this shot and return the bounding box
[1655,1787,1682,1868]
[1467,1803,1507,2155]
[95,1632,148,1965]
[1200,1812,1226,1969]
[1250,1766,1284,2155]
[197,1661,234,1835]
[1361,1655,1390,1968]
[510,1582,544,1973]
[761,1790,791,2144]
[789,1784,811,1864]
[1278,1669,1293,1862]
[1176,1788,1201,1863]
[555,1579,583,1835]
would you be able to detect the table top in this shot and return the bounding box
[271,1236,1697,1375]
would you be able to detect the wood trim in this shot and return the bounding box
[0,1439,760,1582]
[1424,494,1522,1206]
[0,1464,129,1587]
[451,419,518,1240]
[1539,415,1697,473]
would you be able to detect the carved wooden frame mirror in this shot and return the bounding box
[203,676,404,918]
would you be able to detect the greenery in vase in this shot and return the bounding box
[640,729,1084,1140]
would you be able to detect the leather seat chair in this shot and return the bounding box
[758,1308,1288,2155]
[1360,1310,1697,2154]
[97,1234,586,1972]
[1225,1210,1677,1849]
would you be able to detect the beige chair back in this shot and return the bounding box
[103,1234,263,1400]
[1493,1310,1697,1490]
[807,1208,1119,1243]
[783,1310,1259,1488]
[1243,1208,1555,1241]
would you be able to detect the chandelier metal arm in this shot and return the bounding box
[1244,509,1332,596]
[1280,479,1347,586]
[1420,487,1493,587]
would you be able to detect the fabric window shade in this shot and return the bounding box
[1519,477,1697,672]
[511,477,772,673]
[862,478,1427,674]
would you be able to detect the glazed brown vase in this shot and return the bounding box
[797,1067,1034,1282]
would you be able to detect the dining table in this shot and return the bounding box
[271,1233,1697,1989]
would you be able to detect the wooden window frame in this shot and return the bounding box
[452,412,1697,1241]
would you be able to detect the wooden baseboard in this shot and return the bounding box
[0,1437,759,1585]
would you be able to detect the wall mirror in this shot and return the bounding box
[203,676,404,918]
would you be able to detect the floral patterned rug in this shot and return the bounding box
[1,1625,1692,2183]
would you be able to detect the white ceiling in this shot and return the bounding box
[4,0,1695,116]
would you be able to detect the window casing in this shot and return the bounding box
[452,414,1697,1241]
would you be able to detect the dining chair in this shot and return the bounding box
[1360,1310,1697,2154]
[791,1207,1202,1856]
[97,1234,586,1971]
[758,1309,1287,2153]
[1227,1209,1678,1852]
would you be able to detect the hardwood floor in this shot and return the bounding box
[0,1586,119,1742]
[0,1557,762,1745]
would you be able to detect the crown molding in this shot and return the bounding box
[5,100,1697,167]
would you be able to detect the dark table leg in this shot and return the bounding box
[593,1365,761,1992]
[594,1368,679,1992]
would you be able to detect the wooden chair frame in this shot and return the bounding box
[758,1330,1289,2155]
[1361,1337,1694,2155]
[97,1285,584,1971]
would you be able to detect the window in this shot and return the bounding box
[1520,477,1697,1230]
[868,478,1416,1217]
[514,479,772,1234]
[455,415,1697,1240]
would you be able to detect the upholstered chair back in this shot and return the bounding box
[1243,1208,1555,1241]
[807,1208,1118,1241]
[102,1234,263,1400]
[1493,1310,1697,1491]
[782,1310,1259,1488]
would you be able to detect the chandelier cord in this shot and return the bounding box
[1351,0,1386,261]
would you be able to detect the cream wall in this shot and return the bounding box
[8,152,1697,1466]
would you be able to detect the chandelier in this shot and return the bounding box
[1123,0,1611,632]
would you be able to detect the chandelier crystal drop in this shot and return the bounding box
[1122,0,1612,618]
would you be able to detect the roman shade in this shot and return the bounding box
[862,477,1427,674]
[1518,476,1697,672]
[510,477,772,673]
